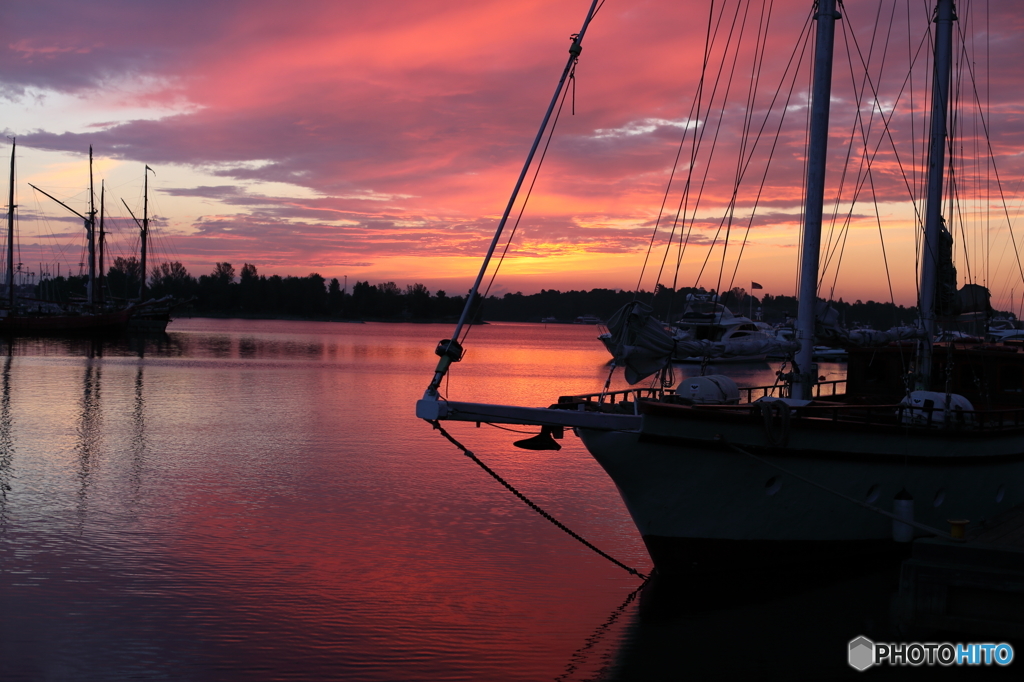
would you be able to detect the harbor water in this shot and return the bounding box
[0,319,920,680]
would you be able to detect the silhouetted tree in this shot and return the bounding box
[107,256,142,300]
[148,261,198,300]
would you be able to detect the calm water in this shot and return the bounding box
[0,319,901,681]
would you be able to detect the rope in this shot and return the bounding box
[428,420,648,579]
[721,437,963,541]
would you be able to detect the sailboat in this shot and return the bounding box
[1,143,134,335]
[122,165,180,334]
[417,0,1024,576]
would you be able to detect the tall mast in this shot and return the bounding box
[917,0,956,390]
[6,140,14,308]
[98,181,105,305]
[793,0,840,400]
[87,146,97,307]
[139,166,151,300]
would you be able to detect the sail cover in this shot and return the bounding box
[605,302,677,384]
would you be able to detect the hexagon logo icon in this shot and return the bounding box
[848,636,875,671]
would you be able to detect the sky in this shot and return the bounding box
[3,0,1024,308]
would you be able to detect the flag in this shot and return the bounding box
[751,282,763,290]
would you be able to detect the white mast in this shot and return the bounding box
[917,0,956,390]
[793,0,840,400]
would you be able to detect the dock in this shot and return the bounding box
[898,504,1024,638]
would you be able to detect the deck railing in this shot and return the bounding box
[560,379,846,407]
[557,380,1024,433]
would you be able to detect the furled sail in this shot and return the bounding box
[605,302,677,384]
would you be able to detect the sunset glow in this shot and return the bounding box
[4,0,1024,308]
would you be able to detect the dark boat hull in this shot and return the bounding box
[0,309,132,335]
[577,402,1024,575]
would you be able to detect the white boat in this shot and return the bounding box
[417,0,1024,576]
[598,297,774,363]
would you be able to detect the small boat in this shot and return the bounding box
[573,315,603,324]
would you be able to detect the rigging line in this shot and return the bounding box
[832,10,934,304]
[949,15,975,290]
[724,0,775,298]
[727,25,813,296]
[712,3,759,304]
[714,0,771,306]
[701,0,814,296]
[913,0,938,310]
[651,0,741,296]
[643,0,730,299]
[952,22,1024,300]
[822,8,898,302]
[428,420,648,580]
[464,61,576,346]
[819,0,891,295]
[794,5,815,298]
[667,0,734,293]
[632,25,707,301]
[909,0,925,276]
[638,0,726,300]
[719,4,815,296]
[664,0,722,301]
[689,0,753,294]
[708,3,811,296]
[436,0,603,366]
[662,0,747,293]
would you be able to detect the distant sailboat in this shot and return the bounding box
[122,165,179,334]
[2,143,133,335]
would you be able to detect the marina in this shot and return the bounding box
[5,0,1024,678]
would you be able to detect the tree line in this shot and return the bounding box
[33,260,922,328]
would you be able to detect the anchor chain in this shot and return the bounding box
[429,420,648,580]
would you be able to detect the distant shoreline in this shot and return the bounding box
[173,312,484,324]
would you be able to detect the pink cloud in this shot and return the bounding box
[4,1,1024,303]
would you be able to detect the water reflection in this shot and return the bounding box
[5,320,814,681]
[76,359,103,520]
[603,563,922,681]
[0,354,13,527]
[127,363,148,510]
[0,331,183,359]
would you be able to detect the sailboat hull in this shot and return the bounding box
[577,406,1024,575]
